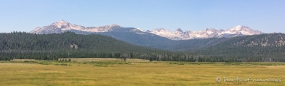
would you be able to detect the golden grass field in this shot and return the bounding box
[0,58,285,86]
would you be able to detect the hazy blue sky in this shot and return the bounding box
[0,0,284,33]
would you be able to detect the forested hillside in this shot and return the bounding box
[199,33,285,62]
[0,31,157,52]
[1,32,285,62]
[1,32,215,62]
[0,32,179,60]
[95,31,227,51]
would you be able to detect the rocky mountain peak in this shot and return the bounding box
[102,24,121,28]
[58,20,68,23]
[150,25,263,40]
[152,28,168,32]
[175,28,183,33]
[30,21,263,40]
[204,28,218,31]
[51,20,70,28]
[110,24,120,27]
[225,25,262,35]
[230,25,248,30]
[30,20,123,34]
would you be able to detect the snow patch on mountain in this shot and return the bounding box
[151,26,262,40]
[30,20,124,34]
[30,20,263,40]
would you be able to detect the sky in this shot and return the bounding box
[0,0,284,33]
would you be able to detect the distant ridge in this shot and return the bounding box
[150,25,262,40]
[30,20,121,34]
[30,20,262,40]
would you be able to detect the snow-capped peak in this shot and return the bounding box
[30,21,263,40]
[30,20,123,34]
[222,25,262,35]
[58,20,68,23]
[175,28,183,33]
[52,20,70,28]
[150,25,262,40]
[136,28,144,32]
[229,25,247,31]
[152,28,167,31]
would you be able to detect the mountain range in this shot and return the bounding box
[4,20,285,61]
[151,25,262,40]
[29,20,264,51]
[30,20,262,40]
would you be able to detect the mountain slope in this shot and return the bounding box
[0,32,162,53]
[199,33,285,61]
[2,32,195,61]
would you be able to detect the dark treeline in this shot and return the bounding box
[0,32,284,62]
[0,51,244,62]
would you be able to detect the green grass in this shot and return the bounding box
[0,59,285,86]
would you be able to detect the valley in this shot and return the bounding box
[1,0,284,86]
[0,59,284,86]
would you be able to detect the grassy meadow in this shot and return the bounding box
[0,58,285,86]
